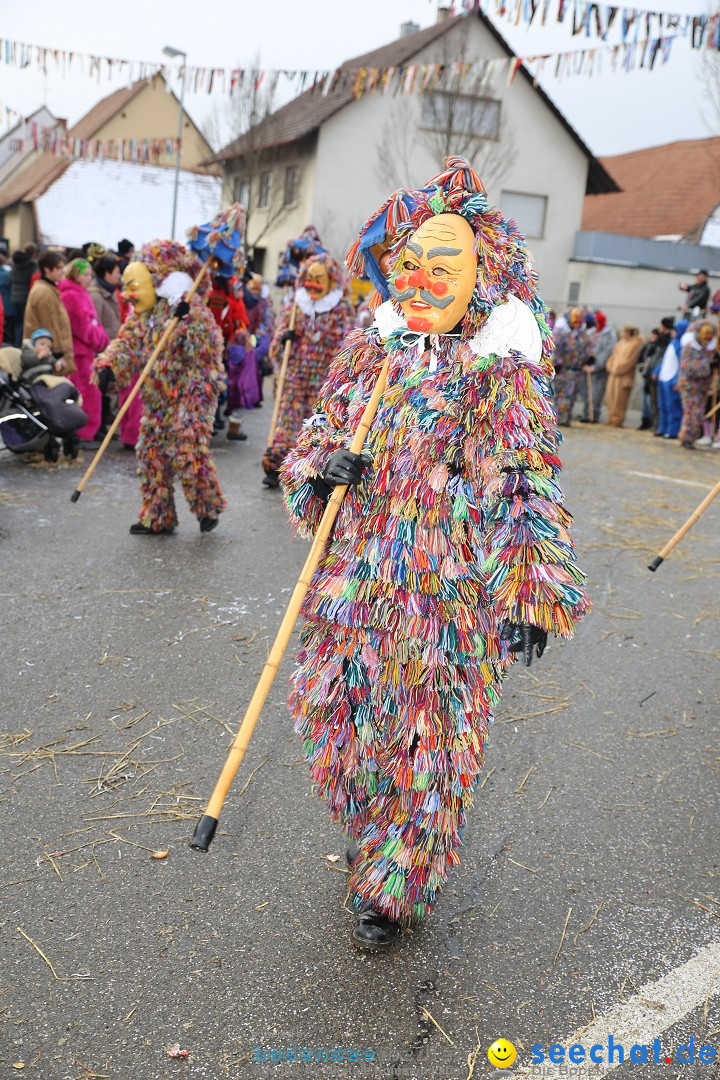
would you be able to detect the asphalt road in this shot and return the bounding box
[1,403,719,1080]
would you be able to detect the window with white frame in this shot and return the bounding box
[234,176,249,208]
[283,165,299,208]
[500,191,548,239]
[258,170,272,209]
[420,92,501,139]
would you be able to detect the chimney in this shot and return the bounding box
[400,20,420,37]
[436,5,452,20]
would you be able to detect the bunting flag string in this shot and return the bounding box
[6,124,181,162]
[0,2,714,133]
[469,0,714,47]
[0,2,715,111]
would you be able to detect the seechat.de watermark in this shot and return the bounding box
[530,1036,717,1067]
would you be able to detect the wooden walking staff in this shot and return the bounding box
[648,475,720,570]
[70,256,212,503]
[266,303,298,449]
[190,357,390,852]
[586,368,594,423]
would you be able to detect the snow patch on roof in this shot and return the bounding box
[35,159,222,249]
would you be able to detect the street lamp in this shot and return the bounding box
[163,44,187,240]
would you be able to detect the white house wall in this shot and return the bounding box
[311,17,590,303]
[566,260,697,333]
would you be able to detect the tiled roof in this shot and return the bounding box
[581,137,720,240]
[0,80,150,211]
[209,13,617,195]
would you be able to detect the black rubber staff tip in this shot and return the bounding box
[70,489,82,503]
[647,556,664,572]
[189,815,218,852]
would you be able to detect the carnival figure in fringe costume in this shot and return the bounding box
[279,158,590,950]
[94,241,227,534]
[275,226,327,290]
[677,320,718,448]
[551,307,591,426]
[262,252,354,489]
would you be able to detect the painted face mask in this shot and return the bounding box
[568,307,584,329]
[304,262,330,300]
[389,213,477,335]
[122,261,156,314]
[698,323,714,346]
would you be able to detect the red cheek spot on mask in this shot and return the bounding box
[394,274,408,291]
[408,269,428,289]
[406,316,432,332]
[430,281,448,297]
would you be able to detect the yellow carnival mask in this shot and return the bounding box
[122,261,156,314]
[304,261,331,300]
[389,213,477,335]
[698,323,714,346]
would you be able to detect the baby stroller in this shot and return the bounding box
[0,346,89,462]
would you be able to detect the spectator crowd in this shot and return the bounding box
[2,236,718,458]
[548,268,720,451]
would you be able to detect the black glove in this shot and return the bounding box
[173,299,190,320]
[281,328,297,345]
[97,367,114,395]
[500,622,548,667]
[322,449,371,489]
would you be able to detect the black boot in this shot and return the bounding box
[351,912,401,951]
[199,516,219,533]
[129,522,173,535]
[262,469,280,489]
[346,840,360,868]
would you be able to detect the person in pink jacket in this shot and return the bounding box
[59,259,109,446]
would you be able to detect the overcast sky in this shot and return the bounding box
[1,0,714,158]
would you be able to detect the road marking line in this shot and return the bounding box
[628,470,712,490]
[515,942,720,1077]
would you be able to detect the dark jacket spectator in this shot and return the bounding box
[679,271,710,315]
[88,255,122,339]
[0,253,13,343]
[10,244,38,345]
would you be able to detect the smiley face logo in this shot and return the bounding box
[488,1038,517,1069]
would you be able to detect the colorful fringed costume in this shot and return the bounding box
[280,160,590,926]
[95,241,226,531]
[552,325,591,425]
[262,254,354,477]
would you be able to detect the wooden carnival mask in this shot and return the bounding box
[698,322,714,346]
[122,261,156,314]
[390,212,477,334]
[304,261,331,300]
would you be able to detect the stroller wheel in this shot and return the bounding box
[44,438,60,463]
[63,434,80,460]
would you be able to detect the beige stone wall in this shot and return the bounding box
[2,203,36,249]
[95,80,219,175]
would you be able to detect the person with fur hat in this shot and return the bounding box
[279,158,589,950]
[94,240,226,534]
[604,324,646,427]
[261,251,354,488]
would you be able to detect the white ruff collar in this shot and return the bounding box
[372,294,542,365]
[295,286,343,318]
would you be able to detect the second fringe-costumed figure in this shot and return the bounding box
[262,253,355,488]
[279,159,590,950]
[95,241,226,535]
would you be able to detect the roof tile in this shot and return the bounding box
[582,137,720,239]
